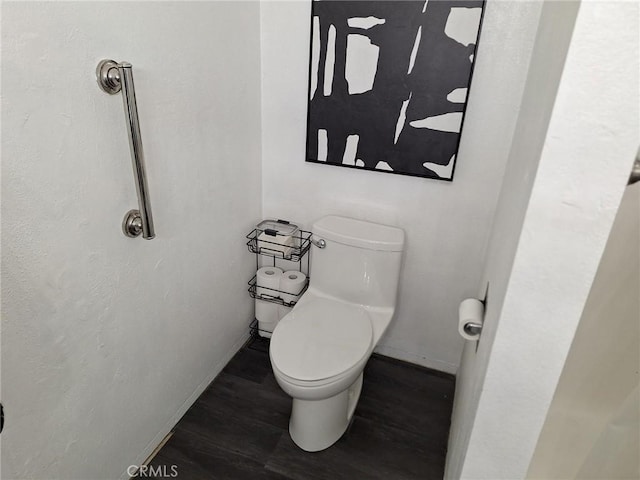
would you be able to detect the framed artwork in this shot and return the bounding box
[305,0,485,180]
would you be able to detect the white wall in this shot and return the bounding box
[1,2,262,479]
[447,1,640,478]
[260,0,545,372]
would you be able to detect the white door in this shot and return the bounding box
[527,182,640,479]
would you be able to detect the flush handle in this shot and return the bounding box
[311,237,326,249]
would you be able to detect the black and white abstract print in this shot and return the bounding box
[306,0,485,180]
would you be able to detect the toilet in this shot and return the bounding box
[269,215,405,452]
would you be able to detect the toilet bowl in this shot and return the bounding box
[269,215,404,452]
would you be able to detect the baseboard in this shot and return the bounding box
[120,330,251,480]
[374,343,459,375]
[370,352,456,381]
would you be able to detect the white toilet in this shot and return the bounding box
[269,215,405,452]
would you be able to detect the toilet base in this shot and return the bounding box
[289,373,363,452]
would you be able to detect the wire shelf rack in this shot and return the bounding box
[245,228,312,262]
[247,274,310,307]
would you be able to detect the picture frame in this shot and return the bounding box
[305,0,486,180]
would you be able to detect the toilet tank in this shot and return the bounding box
[310,216,405,308]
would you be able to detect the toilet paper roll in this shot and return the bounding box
[278,304,292,322]
[458,298,484,341]
[280,270,307,305]
[256,301,279,329]
[256,266,283,299]
[257,314,277,338]
[255,266,283,336]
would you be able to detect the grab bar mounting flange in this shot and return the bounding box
[97,59,122,94]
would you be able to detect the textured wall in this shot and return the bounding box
[1,2,262,479]
[261,0,543,372]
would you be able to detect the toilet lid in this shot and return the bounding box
[270,298,373,382]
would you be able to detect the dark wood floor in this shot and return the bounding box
[145,337,455,480]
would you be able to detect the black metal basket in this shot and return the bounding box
[246,228,312,262]
[247,274,310,307]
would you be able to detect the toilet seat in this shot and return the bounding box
[270,298,373,383]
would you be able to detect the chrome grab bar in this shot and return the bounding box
[97,59,155,239]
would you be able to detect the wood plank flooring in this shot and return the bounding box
[144,337,455,480]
